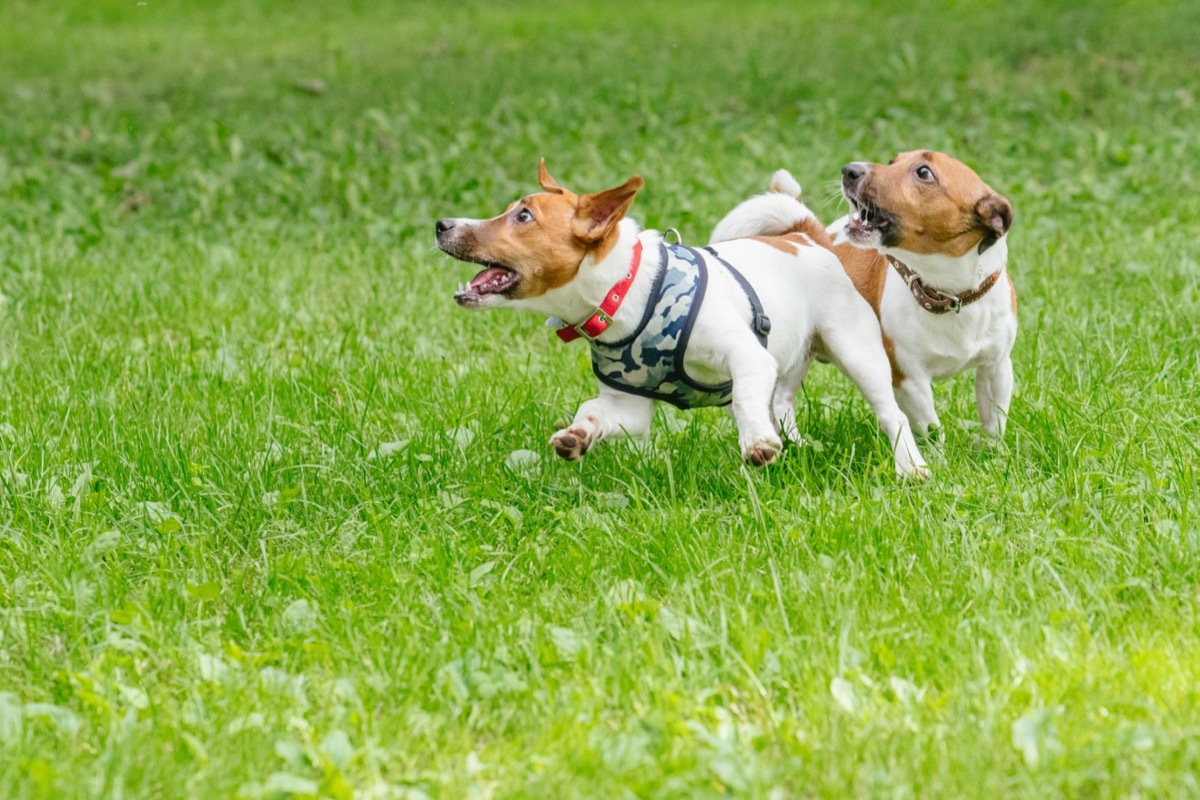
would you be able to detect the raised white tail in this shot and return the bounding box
[709,169,812,244]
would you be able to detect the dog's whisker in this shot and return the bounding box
[820,186,848,212]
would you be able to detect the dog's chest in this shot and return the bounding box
[884,277,1016,379]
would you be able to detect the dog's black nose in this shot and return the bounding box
[841,162,868,185]
[435,218,455,236]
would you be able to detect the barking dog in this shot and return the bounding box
[436,161,928,479]
[712,152,1016,442]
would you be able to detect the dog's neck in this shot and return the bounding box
[883,237,1008,296]
[509,218,661,342]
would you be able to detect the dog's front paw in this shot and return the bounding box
[550,426,593,461]
[916,423,943,444]
[893,448,931,482]
[972,431,1006,450]
[899,461,932,482]
[742,435,783,468]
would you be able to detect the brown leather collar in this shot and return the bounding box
[886,255,1001,315]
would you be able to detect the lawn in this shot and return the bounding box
[1,0,1199,797]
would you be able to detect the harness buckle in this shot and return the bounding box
[948,296,963,314]
[753,313,772,337]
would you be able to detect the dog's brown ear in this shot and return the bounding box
[538,158,566,195]
[975,193,1013,253]
[572,175,643,244]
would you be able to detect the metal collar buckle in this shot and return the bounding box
[575,308,613,338]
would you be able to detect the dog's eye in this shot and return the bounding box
[915,165,935,183]
[514,208,534,223]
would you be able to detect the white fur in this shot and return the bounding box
[708,177,811,244]
[447,211,928,478]
[714,173,1017,442]
[769,168,802,197]
[688,234,927,477]
[874,236,1016,438]
[509,218,650,327]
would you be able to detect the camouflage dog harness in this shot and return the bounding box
[590,242,770,409]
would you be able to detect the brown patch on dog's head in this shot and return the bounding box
[571,171,643,251]
[538,159,570,195]
[842,151,1013,257]
[436,160,643,308]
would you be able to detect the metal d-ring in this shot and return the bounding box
[663,227,683,244]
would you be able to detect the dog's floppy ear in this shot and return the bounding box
[572,175,643,244]
[975,193,1014,254]
[538,158,566,195]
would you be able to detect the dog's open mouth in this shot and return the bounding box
[845,196,894,241]
[454,263,522,306]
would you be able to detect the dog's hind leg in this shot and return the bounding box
[772,358,811,443]
[550,386,655,460]
[725,339,783,467]
[818,318,929,480]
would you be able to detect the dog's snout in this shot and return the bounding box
[841,162,868,186]
[435,218,456,236]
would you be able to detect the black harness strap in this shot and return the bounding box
[700,246,772,348]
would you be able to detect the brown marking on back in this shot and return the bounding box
[1008,273,1018,314]
[744,217,833,257]
[748,235,800,256]
[784,216,833,248]
[742,210,904,383]
[854,151,1013,258]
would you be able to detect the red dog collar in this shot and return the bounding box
[556,240,643,343]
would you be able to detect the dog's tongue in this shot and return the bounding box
[470,266,515,294]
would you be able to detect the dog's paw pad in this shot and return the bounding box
[550,427,591,460]
[743,437,782,467]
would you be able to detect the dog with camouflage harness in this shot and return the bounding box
[435,160,928,479]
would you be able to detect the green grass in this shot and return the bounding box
[1,0,1199,797]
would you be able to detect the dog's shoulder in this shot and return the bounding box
[830,242,888,316]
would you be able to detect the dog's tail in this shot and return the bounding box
[709,169,813,244]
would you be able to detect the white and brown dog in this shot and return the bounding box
[436,160,928,479]
[712,151,1016,442]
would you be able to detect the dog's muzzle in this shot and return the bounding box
[841,161,869,190]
